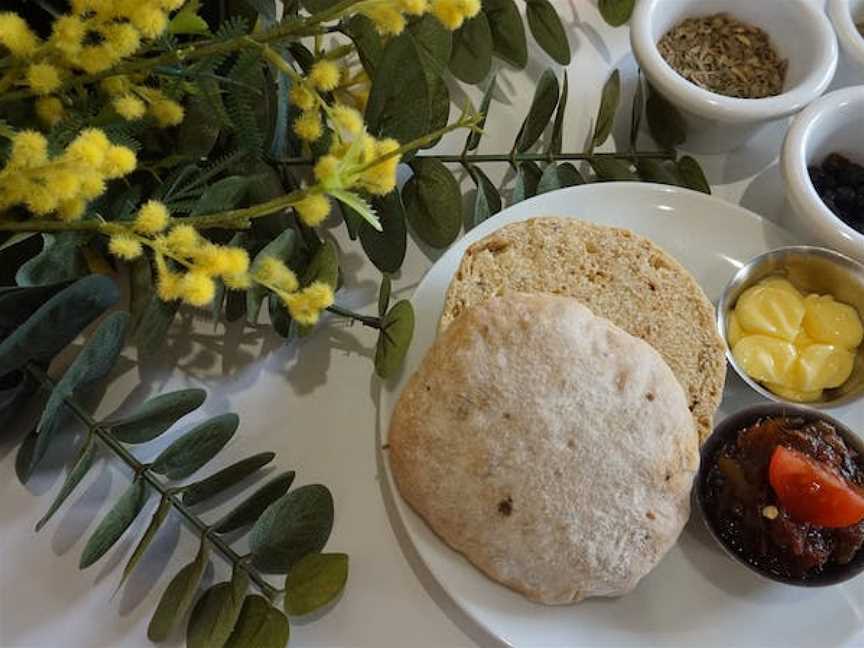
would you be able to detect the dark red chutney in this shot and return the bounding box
[703,416,864,579]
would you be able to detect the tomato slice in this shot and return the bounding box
[769,445,864,528]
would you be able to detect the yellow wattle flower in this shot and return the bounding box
[150,99,185,127]
[295,194,331,226]
[294,110,323,142]
[179,271,216,306]
[308,60,341,92]
[134,200,170,234]
[9,131,49,169]
[114,94,147,120]
[109,235,144,260]
[0,12,40,57]
[35,96,65,127]
[27,64,62,95]
[51,15,85,57]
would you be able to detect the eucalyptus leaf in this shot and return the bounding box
[15,428,37,485]
[148,538,210,642]
[366,34,430,146]
[79,478,149,569]
[517,70,559,152]
[598,0,635,27]
[187,565,250,648]
[246,229,297,324]
[150,413,239,481]
[375,300,414,380]
[466,77,496,151]
[0,282,70,336]
[0,275,119,375]
[484,0,527,68]
[630,73,645,150]
[512,161,543,202]
[214,471,296,534]
[677,156,711,194]
[346,15,383,75]
[546,72,568,155]
[224,595,289,648]
[30,312,128,473]
[537,162,585,194]
[636,159,683,186]
[190,176,252,216]
[468,165,501,229]
[590,158,639,181]
[448,13,493,85]
[407,14,452,68]
[378,275,391,318]
[646,83,686,149]
[250,484,334,573]
[133,297,179,357]
[403,158,462,248]
[128,256,152,335]
[526,0,571,65]
[593,69,620,148]
[359,192,407,274]
[35,437,97,531]
[118,495,172,589]
[301,238,339,289]
[15,233,89,287]
[182,452,276,506]
[107,389,206,444]
[283,553,348,617]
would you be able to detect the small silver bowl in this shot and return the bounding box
[717,245,864,408]
[696,404,864,587]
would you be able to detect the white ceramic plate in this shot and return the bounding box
[380,183,864,648]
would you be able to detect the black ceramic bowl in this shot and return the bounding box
[696,403,864,587]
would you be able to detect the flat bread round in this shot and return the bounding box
[389,293,699,604]
[440,217,726,443]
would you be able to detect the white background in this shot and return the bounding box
[1,1,861,647]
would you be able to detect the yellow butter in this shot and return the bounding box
[732,335,797,385]
[802,294,864,349]
[727,311,744,347]
[759,277,802,298]
[735,283,805,341]
[764,382,824,403]
[793,344,855,391]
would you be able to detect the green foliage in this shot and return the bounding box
[526,0,571,65]
[224,595,289,648]
[149,413,240,480]
[599,0,636,27]
[107,389,207,444]
[187,565,250,648]
[214,471,297,534]
[182,452,276,506]
[283,553,349,616]
[80,478,150,569]
[449,14,493,84]
[517,70,560,152]
[403,158,463,248]
[375,300,415,380]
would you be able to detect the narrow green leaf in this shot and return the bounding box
[630,72,645,150]
[35,437,97,532]
[448,13,493,85]
[0,275,119,374]
[484,0,527,68]
[512,161,543,202]
[466,77,496,151]
[375,300,415,380]
[148,538,210,642]
[15,233,89,287]
[133,297,179,357]
[558,162,586,186]
[598,0,635,27]
[213,471,296,534]
[187,565,250,648]
[118,495,172,589]
[546,72,568,155]
[517,70,559,152]
[31,312,128,473]
[359,191,407,274]
[16,428,38,485]
[526,0,571,65]
[150,413,239,481]
[590,158,639,181]
[80,478,150,569]
[284,553,348,617]
[636,158,684,187]
[677,156,711,194]
[246,229,297,324]
[224,595,289,648]
[250,484,335,574]
[191,176,251,215]
[0,282,70,335]
[378,275,391,318]
[537,164,562,194]
[646,83,686,149]
[593,69,620,148]
[468,165,502,229]
[128,256,152,335]
[403,158,462,248]
[182,452,276,506]
[107,388,206,444]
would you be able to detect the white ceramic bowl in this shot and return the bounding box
[829,0,864,81]
[631,0,838,154]
[781,86,864,262]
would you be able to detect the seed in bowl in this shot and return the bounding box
[728,276,863,402]
[809,153,864,235]
[657,13,787,99]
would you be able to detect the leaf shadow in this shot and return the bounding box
[572,0,612,64]
[288,587,346,627]
[118,513,182,617]
[50,462,112,556]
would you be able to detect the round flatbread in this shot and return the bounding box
[389,293,699,604]
[440,217,726,443]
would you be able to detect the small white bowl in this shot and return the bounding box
[828,0,864,81]
[631,0,838,154]
[781,86,864,262]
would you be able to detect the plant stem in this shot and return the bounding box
[326,304,380,328]
[276,150,677,166]
[25,363,280,600]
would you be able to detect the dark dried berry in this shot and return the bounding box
[812,153,864,236]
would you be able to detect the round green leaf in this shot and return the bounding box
[347,15,383,75]
[484,0,528,68]
[224,595,289,648]
[449,13,493,85]
[526,0,571,65]
[148,539,210,642]
[187,566,249,648]
[403,159,463,248]
[375,300,415,380]
[284,553,349,617]
[599,0,635,27]
[359,192,407,274]
[250,484,335,573]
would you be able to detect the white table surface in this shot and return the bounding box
[2,1,861,647]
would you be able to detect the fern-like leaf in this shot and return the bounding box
[224,50,266,158]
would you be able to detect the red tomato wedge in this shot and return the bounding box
[769,446,864,528]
